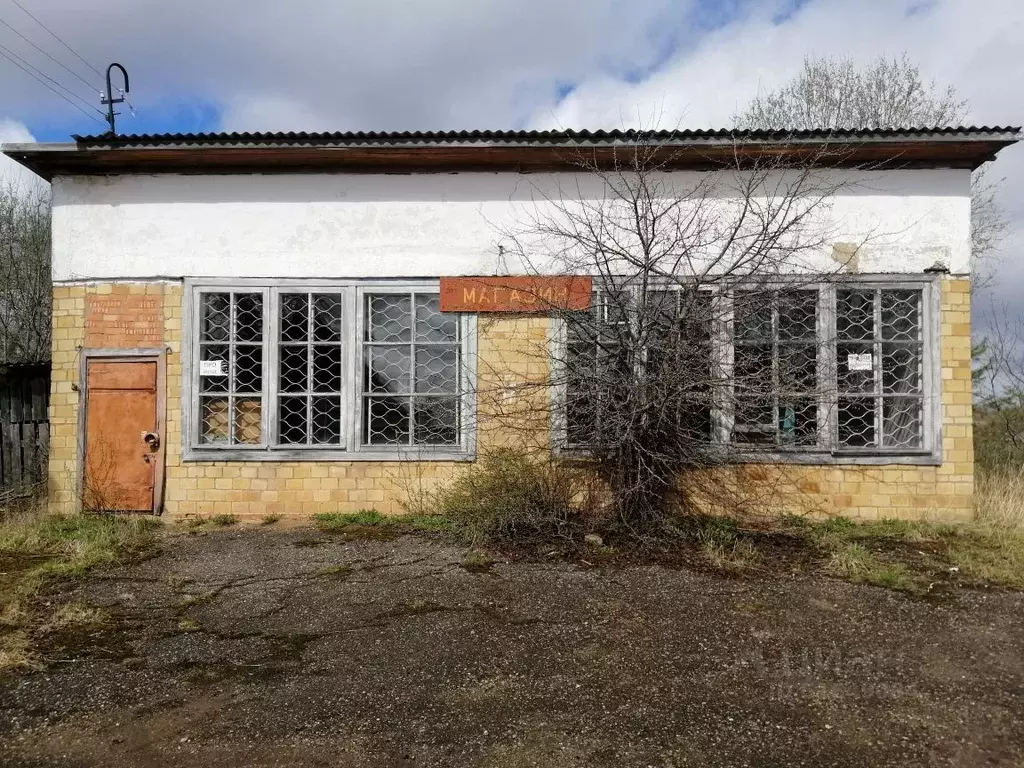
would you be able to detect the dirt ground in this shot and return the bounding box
[1,527,1022,768]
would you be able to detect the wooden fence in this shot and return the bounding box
[0,362,50,492]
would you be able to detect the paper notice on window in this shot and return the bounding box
[847,353,873,371]
[199,360,226,377]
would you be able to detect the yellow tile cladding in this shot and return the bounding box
[48,278,975,522]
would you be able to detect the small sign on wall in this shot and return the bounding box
[847,353,873,371]
[199,360,226,377]
[439,276,592,313]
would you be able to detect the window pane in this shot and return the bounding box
[234,293,263,342]
[838,343,876,393]
[278,396,308,445]
[368,295,411,342]
[734,395,774,444]
[882,343,921,394]
[414,397,459,444]
[312,345,342,392]
[837,289,874,340]
[311,396,342,444]
[415,346,458,394]
[312,294,343,342]
[366,346,411,393]
[279,346,308,393]
[838,397,876,447]
[415,294,458,342]
[365,396,411,445]
[734,344,771,385]
[200,396,230,444]
[779,398,817,446]
[199,344,229,393]
[735,292,771,341]
[883,399,922,448]
[200,293,230,341]
[881,290,920,341]
[234,345,263,394]
[234,398,262,444]
[280,293,309,342]
[779,344,816,393]
[778,290,817,340]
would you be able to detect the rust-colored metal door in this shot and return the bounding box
[83,360,161,513]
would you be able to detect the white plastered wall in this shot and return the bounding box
[51,169,971,281]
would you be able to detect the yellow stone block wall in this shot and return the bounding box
[48,278,974,522]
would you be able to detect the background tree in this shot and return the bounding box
[0,181,51,363]
[734,54,1007,281]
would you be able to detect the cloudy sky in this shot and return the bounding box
[0,0,1022,329]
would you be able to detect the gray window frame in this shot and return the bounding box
[182,279,477,462]
[551,275,942,466]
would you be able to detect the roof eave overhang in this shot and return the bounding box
[2,138,1017,182]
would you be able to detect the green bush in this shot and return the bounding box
[434,450,598,545]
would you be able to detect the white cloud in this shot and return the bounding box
[526,0,1024,333]
[0,119,40,190]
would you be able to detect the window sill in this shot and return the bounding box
[181,447,476,463]
[553,446,942,467]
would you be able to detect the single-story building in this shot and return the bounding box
[3,127,1020,521]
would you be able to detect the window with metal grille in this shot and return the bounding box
[732,289,820,448]
[556,280,934,461]
[197,292,265,446]
[186,283,470,459]
[277,293,345,446]
[836,288,924,450]
[362,293,461,446]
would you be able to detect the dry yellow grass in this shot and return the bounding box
[975,466,1024,530]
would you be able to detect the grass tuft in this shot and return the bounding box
[41,602,108,634]
[208,514,238,527]
[261,514,282,526]
[313,509,452,536]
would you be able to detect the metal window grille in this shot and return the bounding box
[732,289,820,448]
[836,288,924,450]
[188,283,471,458]
[558,281,930,458]
[277,293,345,446]
[362,293,462,446]
[197,292,264,445]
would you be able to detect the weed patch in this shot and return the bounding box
[313,510,452,539]
[0,512,160,671]
[316,564,353,580]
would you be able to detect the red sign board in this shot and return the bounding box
[439,276,592,313]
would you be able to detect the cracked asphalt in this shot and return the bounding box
[1,527,1022,767]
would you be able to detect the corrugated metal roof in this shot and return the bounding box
[71,126,1021,148]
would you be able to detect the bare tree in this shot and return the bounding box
[734,55,1006,280]
[0,181,51,363]
[491,137,873,535]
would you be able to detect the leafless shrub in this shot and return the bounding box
[481,134,874,538]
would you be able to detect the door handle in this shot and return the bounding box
[142,431,160,451]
